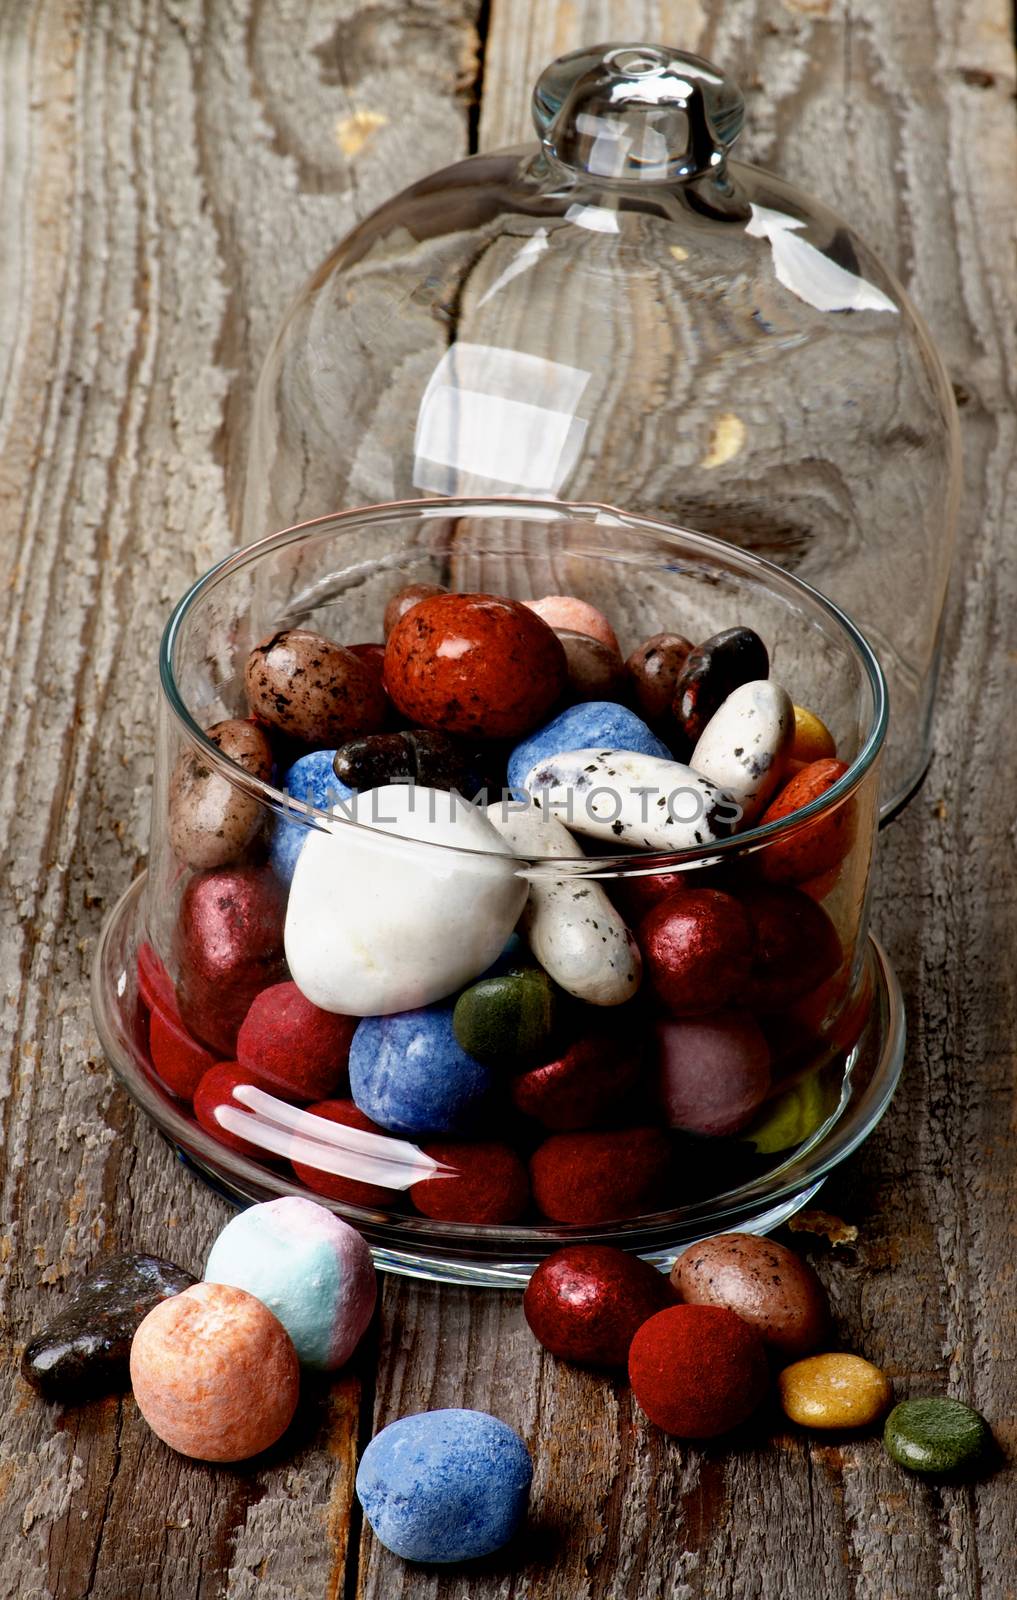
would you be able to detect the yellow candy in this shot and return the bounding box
[778,1352,891,1429]
[791,705,837,765]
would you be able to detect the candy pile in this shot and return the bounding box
[149,586,864,1222]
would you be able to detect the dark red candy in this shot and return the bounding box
[193,1061,274,1160]
[530,1128,672,1224]
[410,1141,530,1223]
[639,889,754,1015]
[137,941,179,1019]
[347,642,387,675]
[738,885,843,1011]
[672,627,769,747]
[236,982,355,1101]
[625,633,693,728]
[149,1004,219,1100]
[656,1011,771,1136]
[384,593,568,740]
[511,1034,643,1131]
[523,1245,675,1367]
[611,871,687,924]
[291,1099,394,1207]
[174,867,287,1055]
[628,1303,769,1437]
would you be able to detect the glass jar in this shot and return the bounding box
[92,498,902,1285]
[242,43,960,817]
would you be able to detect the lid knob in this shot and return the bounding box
[533,44,745,183]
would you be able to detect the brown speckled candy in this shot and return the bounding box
[671,1232,829,1359]
[174,866,287,1054]
[168,718,273,871]
[625,633,693,727]
[245,628,387,745]
[383,582,448,638]
[384,593,568,739]
[672,627,769,747]
[523,1245,674,1367]
[556,629,625,702]
[639,888,755,1016]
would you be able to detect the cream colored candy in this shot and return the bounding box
[690,679,795,825]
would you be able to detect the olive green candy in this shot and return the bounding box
[883,1398,991,1476]
[453,969,556,1066]
[741,1065,841,1155]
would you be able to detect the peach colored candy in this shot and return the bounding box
[130,1282,299,1461]
[523,596,620,654]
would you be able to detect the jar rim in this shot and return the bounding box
[158,495,888,877]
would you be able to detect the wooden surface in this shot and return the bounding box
[2,2,1016,1596]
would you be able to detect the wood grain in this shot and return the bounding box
[1,1,1015,1598]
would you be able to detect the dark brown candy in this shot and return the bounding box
[244,628,388,745]
[333,730,497,798]
[556,629,625,702]
[625,632,693,727]
[672,627,769,746]
[21,1254,196,1403]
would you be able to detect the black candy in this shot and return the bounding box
[672,626,770,748]
[21,1253,196,1403]
[333,730,500,799]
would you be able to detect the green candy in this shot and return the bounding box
[453,968,556,1065]
[883,1399,991,1476]
[741,1065,840,1155]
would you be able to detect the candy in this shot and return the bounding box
[384,593,567,739]
[672,627,770,747]
[625,633,693,728]
[555,628,625,701]
[507,700,670,793]
[486,799,641,1006]
[639,888,754,1015]
[130,1282,300,1461]
[137,940,179,1018]
[169,719,274,871]
[741,1066,840,1154]
[236,981,355,1101]
[523,595,620,653]
[333,729,495,799]
[671,1233,829,1359]
[21,1254,196,1402]
[690,679,795,824]
[656,1012,771,1136]
[452,967,557,1065]
[529,1127,671,1223]
[204,1197,376,1370]
[738,885,842,1011]
[409,1141,530,1223]
[290,1099,393,1206]
[778,1352,892,1429]
[511,1032,643,1131]
[883,1398,992,1476]
[759,759,854,883]
[193,1061,272,1159]
[523,1245,674,1367]
[383,581,447,637]
[356,1409,532,1563]
[149,1003,219,1099]
[269,749,351,885]
[245,627,388,745]
[523,748,737,851]
[174,866,287,1054]
[284,786,527,1016]
[349,1004,496,1136]
[790,704,837,764]
[628,1304,769,1437]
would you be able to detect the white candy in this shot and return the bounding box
[690,679,794,824]
[522,749,739,850]
[486,800,641,1006]
[285,786,527,1016]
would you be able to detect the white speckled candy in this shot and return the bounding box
[523,749,739,850]
[285,786,528,1016]
[486,801,641,1006]
[204,1197,377,1371]
[690,680,795,824]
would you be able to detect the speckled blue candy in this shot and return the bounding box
[356,1409,532,1563]
[507,700,672,792]
[268,751,353,884]
[349,1005,495,1136]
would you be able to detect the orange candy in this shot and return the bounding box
[760,760,854,883]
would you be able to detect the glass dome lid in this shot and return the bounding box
[243,42,961,817]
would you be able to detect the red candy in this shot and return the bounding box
[739,885,842,1011]
[149,1004,219,1099]
[523,1245,674,1367]
[628,1303,769,1437]
[759,759,854,883]
[410,1140,530,1223]
[193,1061,273,1160]
[291,1099,393,1207]
[174,867,286,1055]
[237,982,355,1101]
[511,1034,642,1131]
[639,889,754,1015]
[656,1011,771,1136]
[611,871,687,924]
[137,941,179,1019]
[530,1128,672,1224]
[384,593,568,740]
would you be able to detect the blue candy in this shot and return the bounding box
[356,1409,532,1563]
[269,750,353,884]
[507,700,672,792]
[349,1005,494,1135]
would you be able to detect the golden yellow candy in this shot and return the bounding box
[778,1352,892,1429]
[791,705,837,765]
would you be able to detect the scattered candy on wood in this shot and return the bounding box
[169,718,274,871]
[628,1304,769,1437]
[738,885,843,1011]
[511,1032,643,1131]
[382,581,448,638]
[523,1245,674,1367]
[290,1099,394,1206]
[523,748,737,851]
[555,627,625,701]
[284,786,527,1016]
[236,981,355,1101]
[21,1254,196,1403]
[245,627,388,745]
[130,1281,300,1462]
[759,759,854,883]
[356,1409,532,1563]
[269,750,351,885]
[149,1002,220,1099]
[204,1197,376,1370]
[777,1352,892,1429]
[639,888,755,1016]
[529,1127,672,1224]
[625,633,694,728]
[690,678,795,824]
[655,1011,771,1136]
[409,1140,530,1223]
[883,1398,992,1476]
[333,729,494,798]
[790,704,837,765]
[384,592,567,739]
[507,699,671,793]
[349,1004,496,1136]
[671,1233,829,1359]
[523,595,620,653]
[452,966,557,1065]
[174,866,287,1054]
[672,626,770,748]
